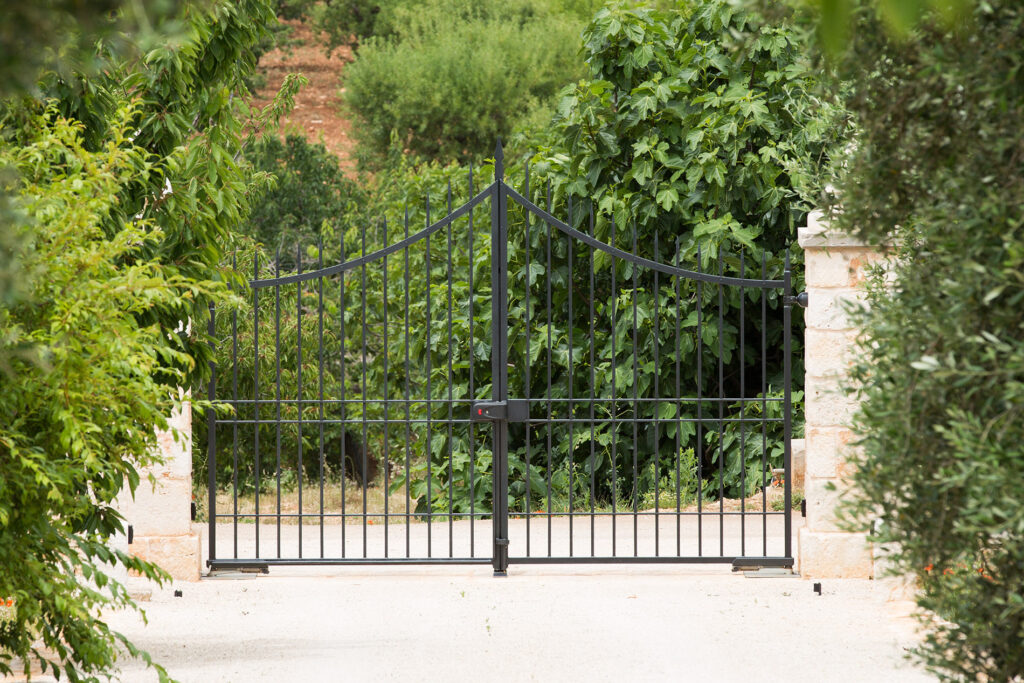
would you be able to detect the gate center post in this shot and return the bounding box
[490,140,511,576]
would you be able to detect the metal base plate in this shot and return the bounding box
[742,568,798,578]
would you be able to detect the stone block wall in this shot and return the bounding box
[797,211,882,578]
[115,398,202,581]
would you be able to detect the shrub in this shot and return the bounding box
[1,0,280,677]
[0,104,179,683]
[315,0,603,52]
[339,0,595,164]
[245,134,366,259]
[832,1,1024,679]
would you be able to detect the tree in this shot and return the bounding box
[828,2,1024,679]
[0,0,187,316]
[0,1,297,679]
[528,0,842,500]
[244,134,365,259]
[1,104,194,682]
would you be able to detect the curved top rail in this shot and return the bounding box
[502,184,785,289]
[250,185,494,289]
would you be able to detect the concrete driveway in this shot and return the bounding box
[100,563,931,683]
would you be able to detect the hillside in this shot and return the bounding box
[252,19,358,176]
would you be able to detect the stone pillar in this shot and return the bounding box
[115,398,202,581]
[797,211,881,578]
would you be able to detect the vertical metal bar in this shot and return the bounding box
[610,217,618,556]
[318,242,325,558]
[783,251,794,560]
[588,204,596,557]
[717,251,725,557]
[739,252,746,556]
[695,245,703,556]
[652,232,659,557]
[403,206,412,558]
[274,252,282,558]
[382,219,389,558]
[360,226,369,558]
[491,140,509,575]
[206,301,217,565]
[231,253,239,559]
[524,162,531,557]
[567,195,574,557]
[296,244,304,558]
[545,181,553,557]
[446,183,455,557]
[425,196,433,558]
[674,245,682,556]
[761,251,768,555]
[467,167,476,557]
[631,220,639,558]
[253,253,260,558]
[339,234,347,558]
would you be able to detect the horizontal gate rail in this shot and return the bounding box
[502,184,784,288]
[247,186,494,288]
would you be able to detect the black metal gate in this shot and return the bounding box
[205,142,799,574]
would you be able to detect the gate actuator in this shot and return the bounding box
[471,400,529,422]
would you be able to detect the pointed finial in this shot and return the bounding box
[494,138,504,182]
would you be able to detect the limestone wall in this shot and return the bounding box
[797,211,882,578]
[115,398,202,581]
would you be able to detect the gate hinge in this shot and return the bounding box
[471,400,528,422]
[801,499,806,517]
[785,291,809,308]
[494,538,509,547]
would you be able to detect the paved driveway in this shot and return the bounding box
[101,563,931,683]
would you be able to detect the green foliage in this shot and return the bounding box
[1,0,285,678]
[313,0,385,49]
[339,0,596,164]
[832,2,1024,680]
[0,169,27,311]
[0,0,188,342]
[539,1,839,233]
[245,135,366,258]
[275,0,316,21]
[806,0,974,55]
[521,0,840,503]
[0,0,187,98]
[315,0,603,52]
[203,0,833,520]
[36,0,283,385]
[0,104,181,683]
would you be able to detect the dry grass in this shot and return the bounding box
[202,477,803,524]
[208,477,411,525]
[642,482,796,514]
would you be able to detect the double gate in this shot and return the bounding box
[206,143,800,574]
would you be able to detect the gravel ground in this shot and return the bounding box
[94,564,932,683]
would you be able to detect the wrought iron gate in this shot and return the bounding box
[206,142,800,574]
